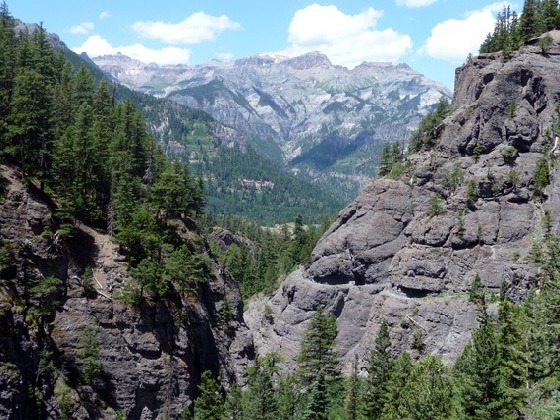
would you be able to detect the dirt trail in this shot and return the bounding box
[75,223,127,297]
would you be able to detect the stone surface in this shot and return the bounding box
[0,165,253,419]
[245,34,560,374]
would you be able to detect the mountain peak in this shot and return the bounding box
[282,51,332,70]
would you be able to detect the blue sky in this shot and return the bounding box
[9,1,518,90]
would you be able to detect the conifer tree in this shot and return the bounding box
[381,351,413,419]
[243,354,280,420]
[360,321,393,418]
[194,371,225,420]
[520,0,540,42]
[298,308,340,386]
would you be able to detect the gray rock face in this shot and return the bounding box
[93,52,450,198]
[0,165,253,419]
[245,33,560,373]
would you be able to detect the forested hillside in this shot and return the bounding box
[61,51,345,226]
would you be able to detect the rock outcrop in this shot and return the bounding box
[0,165,253,419]
[245,32,560,373]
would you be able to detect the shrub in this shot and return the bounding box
[427,193,445,217]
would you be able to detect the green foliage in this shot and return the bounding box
[408,97,451,152]
[29,276,64,317]
[77,324,101,386]
[533,156,550,200]
[469,273,487,311]
[54,379,75,420]
[163,244,209,296]
[204,144,344,226]
[427,193,445,217]
[508,101,518,120]
[443,164,464,194]
[210,214,332,301]
[466,179,478,210]
[472,144,484,162]
[194,371,225,420]
[480,1,560,55]
[378,141,404,178]
[360,321,393,418]
[298,308,340,390]
[540,33,554,53]
[243,353,281,420]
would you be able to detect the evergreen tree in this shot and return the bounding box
[194,371,225,420]
[454,319,504,418]
[298,308,340,386]
[520,0,540,42]
[0,1,16,139]
[541,0,560,31]
[381,351,413,419]
[243,354,280,420]
[77,324,101,386]
[400,356,457,419]
[296,307,341,418]
[360,321,393,418]
[7,67,53,182]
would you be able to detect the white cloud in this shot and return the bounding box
[395,0,438,7]
[283,4,412,67]
[68,22,94,35]
[131,12,240,44]
[72,35,191,65]
[421,2,514,63]
[99,11,111,20]
[216,52,233,61]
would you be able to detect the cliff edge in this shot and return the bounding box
[245,32,560,373]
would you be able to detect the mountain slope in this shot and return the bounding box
[55,47,345,225]
[94,52,451,199]
[245,31,560,373]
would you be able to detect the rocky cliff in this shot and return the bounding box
[245,31,560,373]
[0,165,253,419]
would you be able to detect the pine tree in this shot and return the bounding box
[454,319,504,418]
[497,300,528,413]
[541,0,560,31]
[360,321,393,418]
[0,1,16,139]
[378,143,392,176]
[243,354,280,420]
[7,67,53,183]
[381,351,413,419]
[194,371,225,420]
[520,0,540,42]
[400,356,457,419]
[298,308,340,386]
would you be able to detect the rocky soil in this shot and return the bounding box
[245,32,560,373]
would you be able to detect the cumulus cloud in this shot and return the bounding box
[131,12,240,44]
[72,35,191,65]
[99,11,111,20]
[68,22,94,35]
[421,2,513,63]
[395,0,438,7]
[283,4,412,67]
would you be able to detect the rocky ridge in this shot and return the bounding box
[93,52,450,198]
[245,31,560,373]
[0,165,253,419]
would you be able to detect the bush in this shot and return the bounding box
[427,193,445,217]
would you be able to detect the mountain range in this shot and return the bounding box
[94,52,451,199]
